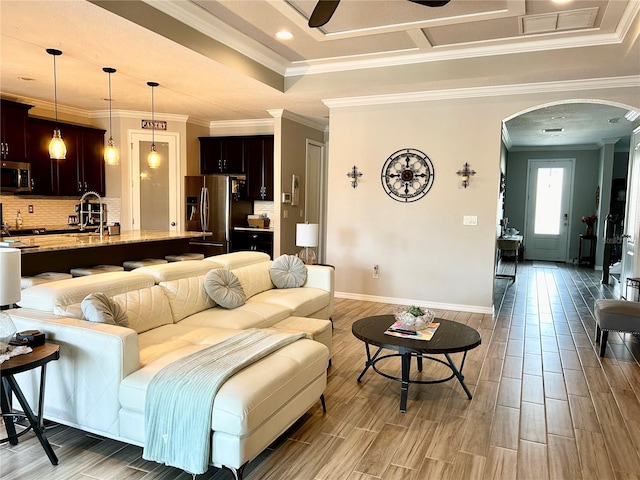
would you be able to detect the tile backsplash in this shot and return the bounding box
[0,195,121,229]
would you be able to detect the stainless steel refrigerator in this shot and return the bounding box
[184,175,252,254]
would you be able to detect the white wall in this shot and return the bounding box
[325,87,640,312]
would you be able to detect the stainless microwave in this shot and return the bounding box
[1,161,32,192]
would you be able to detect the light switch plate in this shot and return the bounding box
[463,215,478,226]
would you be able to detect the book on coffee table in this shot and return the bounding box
[384,321,440,341]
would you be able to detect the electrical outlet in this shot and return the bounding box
[28,205,34,213]
[463,215,478,226]
[283,210,288,219]
[373,264,379,279]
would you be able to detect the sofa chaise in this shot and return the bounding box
[7,251,333,479]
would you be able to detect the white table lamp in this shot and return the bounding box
[296,223,318,265]
[0,248,21,352]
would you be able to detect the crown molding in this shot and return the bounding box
[209,118,275,131]
[323,76,640,108]
[268,109,327,131]
[141,0,288,76]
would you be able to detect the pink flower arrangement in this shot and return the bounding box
[581,214,597,226]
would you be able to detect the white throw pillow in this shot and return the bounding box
[204,269,246,309]
[269,254,308,289]
[81,293,129,327]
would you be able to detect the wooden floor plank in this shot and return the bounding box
[2,264,638,480]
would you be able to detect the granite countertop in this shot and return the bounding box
[234,227,274,233]
[2,230,208,254]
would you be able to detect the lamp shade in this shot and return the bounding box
[296,223,318,248]
[0,248,21,306]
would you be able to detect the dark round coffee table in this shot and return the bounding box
[352,315,481,412]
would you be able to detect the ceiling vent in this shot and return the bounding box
[520,7,598,35]
[543,128,564,133]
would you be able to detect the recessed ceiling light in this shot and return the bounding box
[550,115,565,120]
[276,30,293,40]
[608,118,620,124]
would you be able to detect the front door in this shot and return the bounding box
[524,159,574,262]
[621,133,640,298]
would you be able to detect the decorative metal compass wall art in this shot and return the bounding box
[381,148,435,202]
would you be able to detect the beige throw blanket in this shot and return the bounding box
[142,329,308,474]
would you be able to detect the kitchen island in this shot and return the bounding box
[8,230,208,276]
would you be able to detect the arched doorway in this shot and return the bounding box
[500,100,640,290]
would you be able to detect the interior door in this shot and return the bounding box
[524,159,574,262]
[621,134,640,298]
[130,130,180,232]
[305,139,325,262]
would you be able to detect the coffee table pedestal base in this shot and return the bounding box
[357,344,473,412]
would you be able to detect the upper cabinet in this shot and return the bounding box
[199,137,244,174]
[1,99,32,162]
[245,136,274,201]
[27,117,106,197]
[199,135,274,201]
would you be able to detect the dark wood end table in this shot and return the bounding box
[1,342,60,465]
[352,315,481,412]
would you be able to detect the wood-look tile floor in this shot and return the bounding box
[2,262,640,479]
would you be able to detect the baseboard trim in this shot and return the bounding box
[334,291,494,315]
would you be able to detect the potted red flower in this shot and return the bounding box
[581,214,597,236]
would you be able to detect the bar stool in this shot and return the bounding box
[70,265,125,277]
[165,253,204,262]
[21,272,72,289]
[122,258,168,271]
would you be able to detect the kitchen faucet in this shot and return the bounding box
[79,191,103,236]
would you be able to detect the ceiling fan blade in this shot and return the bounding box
[409,0,451,6]
[308,0,341,28]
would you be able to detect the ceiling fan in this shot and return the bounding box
[308,0,451,28]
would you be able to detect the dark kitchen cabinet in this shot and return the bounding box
[245,136,274,201]
[1,100,32,162]
[199,137,244,174]
[231,229,273,258]
[27,117,105,196]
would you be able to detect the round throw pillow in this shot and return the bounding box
[81,292,129,327]
[204,268,246,309]
[269,254,307,289]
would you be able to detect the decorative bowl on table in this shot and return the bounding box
[393,306,435,332]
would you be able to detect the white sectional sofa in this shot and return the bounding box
[8,251,333,479]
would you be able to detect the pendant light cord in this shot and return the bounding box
[53,53,59,124]
[151,84,155,147]
[108,71,113,137]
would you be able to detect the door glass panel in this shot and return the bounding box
[534,167,563,235]
[139,141,169,230]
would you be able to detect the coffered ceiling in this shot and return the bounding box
[1,0,639,148]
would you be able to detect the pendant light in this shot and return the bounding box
[146,81,160,169]
[46,48,66,160]
[103,67,119,165]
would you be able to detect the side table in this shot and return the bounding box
[579,234,597,267]
[1,342,60,465]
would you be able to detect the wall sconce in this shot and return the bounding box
[456,162,476,188]
[347,165,362,188]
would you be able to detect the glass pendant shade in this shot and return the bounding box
[49,129,67,159]
[104,137,119,165]
[147,145,161,169]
